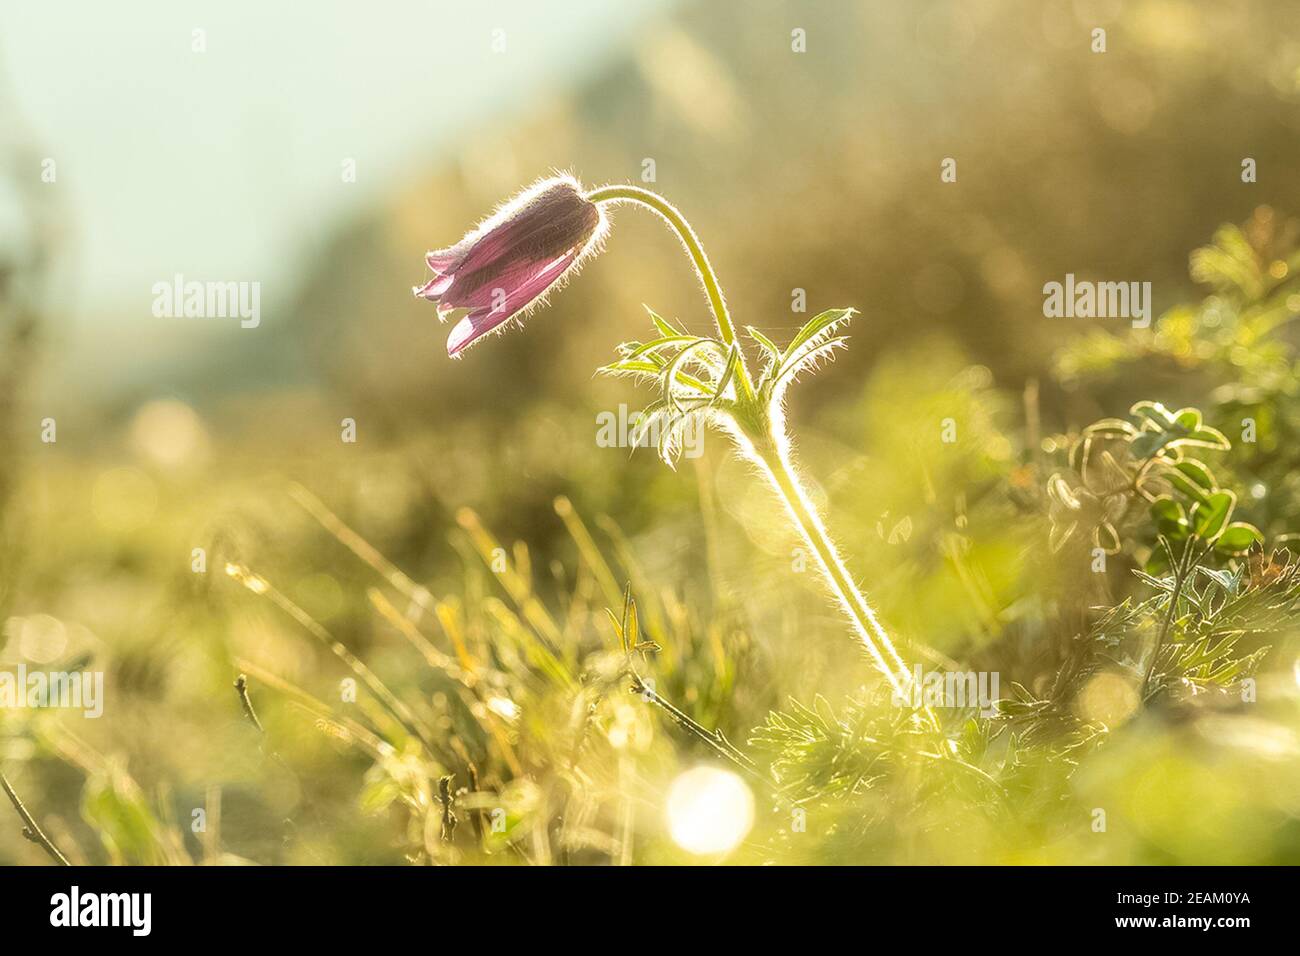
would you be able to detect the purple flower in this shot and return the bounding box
[413,174,607,356]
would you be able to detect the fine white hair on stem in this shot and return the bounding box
[722,417,912,696]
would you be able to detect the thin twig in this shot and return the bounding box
[628,671,773,791]
[1,771,71,866]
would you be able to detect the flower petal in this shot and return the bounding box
[446,252,577,356]
[413,273,455,300]
[425,247,466,274]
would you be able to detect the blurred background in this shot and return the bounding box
[2,0,1300,865]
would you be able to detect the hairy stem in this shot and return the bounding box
[586,184,755,402]
[748,432,913,697]
[587,185,917,703]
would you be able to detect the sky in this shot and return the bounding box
[0,0,667,347]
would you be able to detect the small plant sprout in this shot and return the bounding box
[414,175,917,696]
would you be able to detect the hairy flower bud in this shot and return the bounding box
[413,174,607,356]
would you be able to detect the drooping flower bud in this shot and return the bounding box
[413,174,607,356]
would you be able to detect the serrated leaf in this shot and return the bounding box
[781,308,855,366]
[770,336,848,394]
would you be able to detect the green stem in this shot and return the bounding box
[1143,537,1208,693]
[585,184,755,403]
[587,184,919,709]
[749,431,913,698]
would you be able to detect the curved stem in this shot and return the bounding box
[589,184,924,719]
[748,433,912,697]
[586,184,754,402]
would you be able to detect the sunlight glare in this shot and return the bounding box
[666,766,754,856]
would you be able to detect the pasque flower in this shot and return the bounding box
[413,174,607,356]
[411,175,925,708]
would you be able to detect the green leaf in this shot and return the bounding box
[1183,426,1231,450]
[644,305,681,338]
[623,336,698,360]
[1172,407,1203,432]
[359,777,402,814]
[605,607,626,653]
[1214,522,1263,555]
[625,596,640,649]
[662,340,722,410]
[745,326,781,362]
[711,344,741,404]
[1131,401,1176,428]
[599,358,662,375]
[1166,472,1212,506]
[1190,490,1236,541]
[1130,430,1173,460]
[1150,495,1189,540]
[1133,569,1175,592]
[781,308,855,366]
[1196,566,1238,592]
[1150,496,1185,524]
[770,336,849,393]
[1166,458,1216,506]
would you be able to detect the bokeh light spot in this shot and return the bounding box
[666,765,754,856]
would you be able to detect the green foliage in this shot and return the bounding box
[7,215,1300,866]
[1047,399,1262,568]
